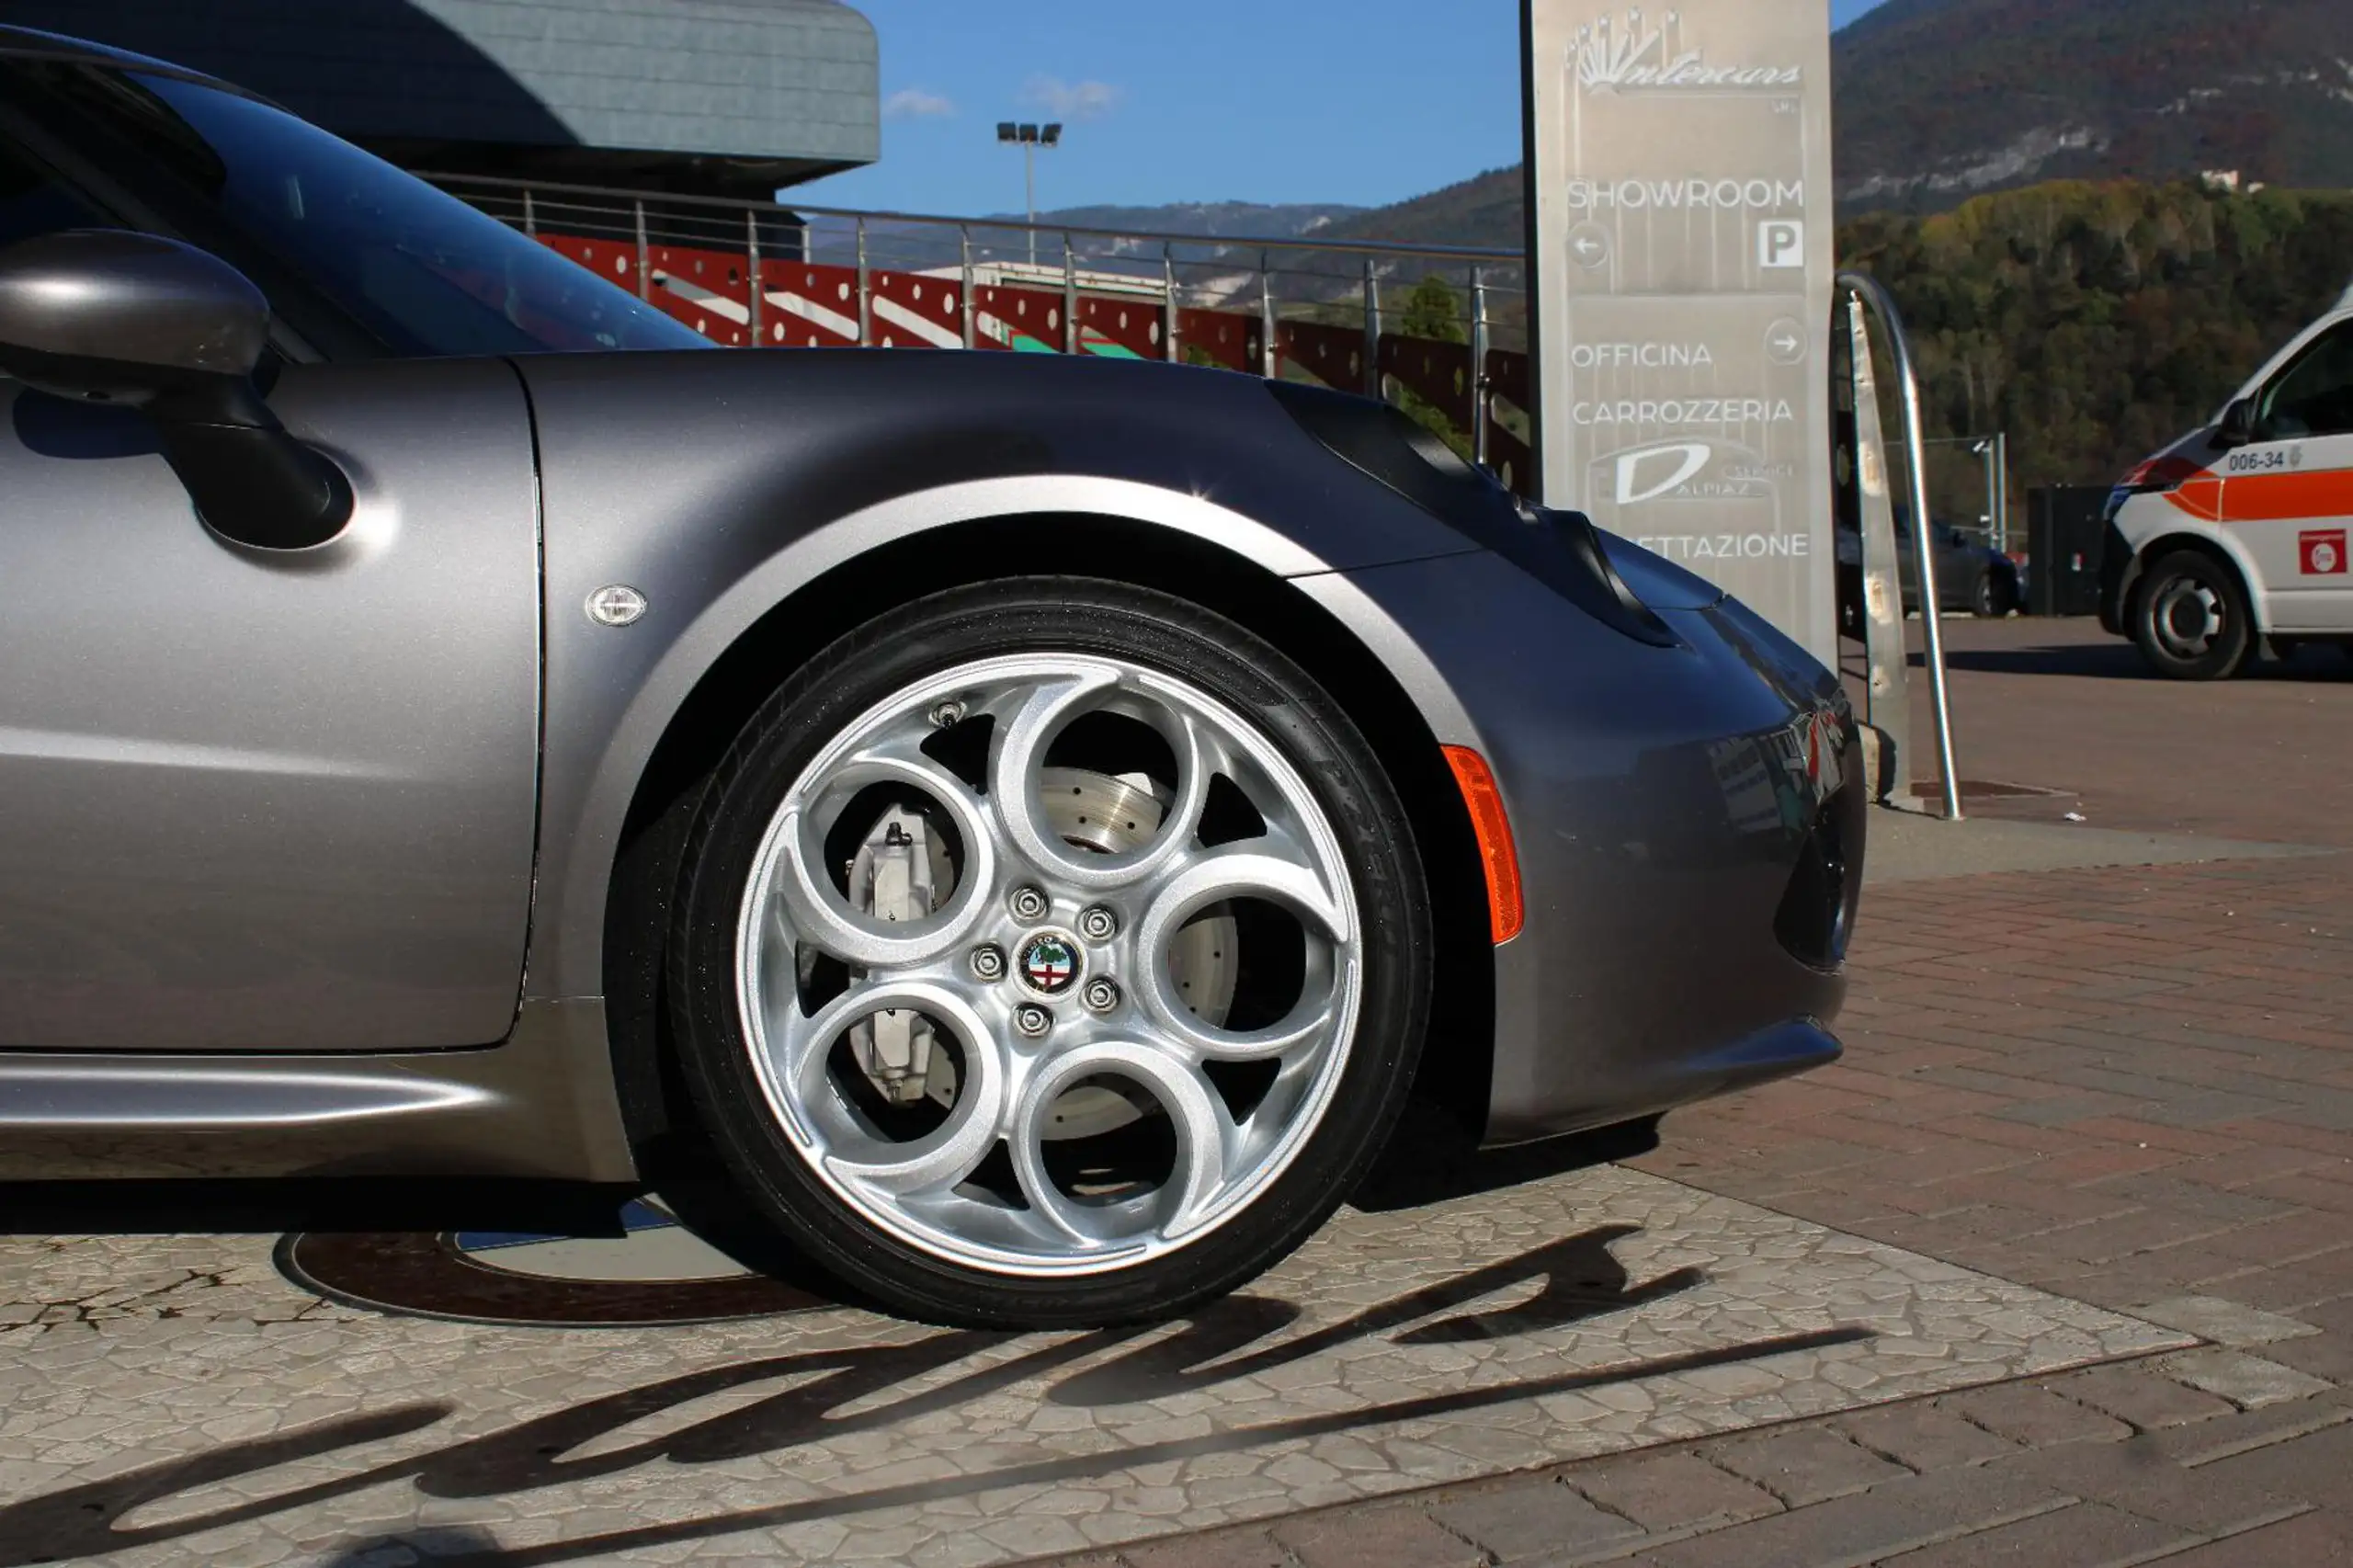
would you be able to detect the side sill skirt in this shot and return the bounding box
[0,999,637,1182]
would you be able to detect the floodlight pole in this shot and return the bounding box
[998,122,1063,272]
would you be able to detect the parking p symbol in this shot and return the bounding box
[1757,220,1805,269]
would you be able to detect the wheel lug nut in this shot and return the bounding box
[1013,1003,1052,1039]
[969,944,1006,982]
[1078,905,1119,942]
[1081,977,1120,1014]
[1008,885,1050,922]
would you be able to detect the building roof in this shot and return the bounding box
[0,0,880,196]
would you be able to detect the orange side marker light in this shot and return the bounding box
[1441,745,1524,945]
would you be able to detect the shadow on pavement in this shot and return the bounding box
[1353,1105,1661,1213]
[0,1223,1854,1568]
[1927,638,2353,683]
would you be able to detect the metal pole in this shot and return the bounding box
[1361,258,1382,397]
[960,225,976,350]
[632,198,650,301]
[855,216,870,347]
[1845,293,1915,808]
[1978,439,1998,542]
[1994,430,2011,553]
[522,187,537,239]
[745,208,763,347]
[1062,233,1078,355]
[1259,249,1278,379]
[1026,144,1038,270]
[1163,244,1179,363]
[1841,270,1961,822]
[1471,265,1490,468]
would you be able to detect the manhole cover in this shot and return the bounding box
[277,1198,828,1327]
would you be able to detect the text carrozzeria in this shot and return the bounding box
[1573,397,1795,426]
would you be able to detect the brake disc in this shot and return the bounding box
[1035,767,1235,1141]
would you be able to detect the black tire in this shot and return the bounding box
[664,577,1432,1328]
[1970,570,2011,619]
[2131,550,2252,681]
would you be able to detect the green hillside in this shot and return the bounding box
[1844,180,2353,491]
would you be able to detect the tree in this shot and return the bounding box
[1840,180,2353,503]
[1389,274,1473,459]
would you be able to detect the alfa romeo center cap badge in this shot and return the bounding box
[1017,932,1080,995]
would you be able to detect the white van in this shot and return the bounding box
[2101,303,2353,678]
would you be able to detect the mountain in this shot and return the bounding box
[1835,0,2353,212]
[1071,0,2353,252]
[1318,167,1523,255]
[1018,202,1366,244]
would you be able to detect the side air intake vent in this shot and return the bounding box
[1774,800,1853,971]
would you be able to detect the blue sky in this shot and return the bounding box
[797,1,1893,218]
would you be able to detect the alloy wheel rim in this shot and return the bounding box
[735,653,1363,1278]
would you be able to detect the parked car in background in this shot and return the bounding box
[1836,513,2021,630]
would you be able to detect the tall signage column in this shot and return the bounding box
[1523,2,1836,665]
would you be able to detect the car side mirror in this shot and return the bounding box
[2215,397,2256,449]
[0,229,350,549]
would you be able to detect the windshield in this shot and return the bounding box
[11,62,708,358]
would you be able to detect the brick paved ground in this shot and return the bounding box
[1892,617,2353,846]
[1039,624,2353,1568]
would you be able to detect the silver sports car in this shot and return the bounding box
[0,28,1861,1328]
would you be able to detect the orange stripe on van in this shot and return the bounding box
[2222,470,2353,523]
[2163,472,2225,521]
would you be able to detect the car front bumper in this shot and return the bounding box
[1303,550,1858,1145]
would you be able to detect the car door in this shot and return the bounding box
[1937,526,1977,611]
[0,136,540,1052]
[2222,318,2353,632]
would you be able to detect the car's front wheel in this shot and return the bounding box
[1972,569,2016,619]
[666,577,1431,1327]
[2132,550,2252,680]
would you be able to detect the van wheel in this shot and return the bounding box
[2131,551,2251,680]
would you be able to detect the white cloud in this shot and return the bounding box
[1019,74,1121,122]
[883,87,956,119]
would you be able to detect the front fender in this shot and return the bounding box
[510,351,1476,1004]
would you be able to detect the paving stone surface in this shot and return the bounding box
[1031,626,2353,1568]
[0,1164,2185,1566]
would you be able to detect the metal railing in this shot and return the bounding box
[1842,270,1962,822]
[428,171,1538,493]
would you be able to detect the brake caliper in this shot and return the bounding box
[847,805,954,1105]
